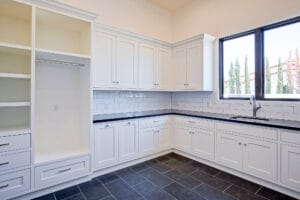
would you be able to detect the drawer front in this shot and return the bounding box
[139,116,170,129]
[35,156,90,189]
[216,121,277,140]
[281,130,300,145]
[0,151,30,172]
[0,134,30,153]
[174,116,215,129]
[0,169,30,200]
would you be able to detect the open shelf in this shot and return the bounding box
[0,45,31,75]
[0,0,32,46]
[0,102,30,107]
[0,73,30,79]
[0,78,30,102]
[36,8,91,56]
[0,107,30,131]
[0,126,30,136]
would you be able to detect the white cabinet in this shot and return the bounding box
[174,126,191,152]
[139,44,171,90]
[118,121,139,162]
[281,144,300,191]
[173,34,214,91]
[116,37,138,89]
[94,123,118,169]
[93,30,138,89]
[216,132,244,170]
[216,132,277,181]
[155,126,172,151]
[192,128,214,160]
[139,128,156,155]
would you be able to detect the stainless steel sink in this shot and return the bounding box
[230,115,269,121]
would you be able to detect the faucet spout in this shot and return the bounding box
[250,95,261,118]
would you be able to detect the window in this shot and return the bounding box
[219,17,300,100]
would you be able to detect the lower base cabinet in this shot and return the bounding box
[281,144,300,190]
[0,169,30,200]
[34,156,90,190]
[216,132,277,181]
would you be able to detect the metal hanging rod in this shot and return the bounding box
[36,59,86,67]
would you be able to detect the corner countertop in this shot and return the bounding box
[93,109,300,131]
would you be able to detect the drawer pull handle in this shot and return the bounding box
[0,162,9,166]
[57,168,71,174]
[238,142,242,145]
[127,122,131,125]
[105,124,109,128]
[0,143,9,147]
[0,184,9,189]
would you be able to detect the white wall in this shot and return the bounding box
[172,0,300,41]
[56,0,173,42]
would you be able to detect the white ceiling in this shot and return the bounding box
[150,0,194,11]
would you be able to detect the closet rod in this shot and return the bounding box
[36,59,85,67]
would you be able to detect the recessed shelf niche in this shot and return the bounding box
[36,8,91,56]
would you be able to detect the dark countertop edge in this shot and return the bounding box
[93,112,300,131]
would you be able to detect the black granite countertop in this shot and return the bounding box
[93,109,300,131]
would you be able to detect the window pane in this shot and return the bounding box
[264,22,300,99]
[223,34,255,98]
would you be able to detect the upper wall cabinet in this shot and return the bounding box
[36,8,91,56]
[0,0,32,48]
[173,34,215,91]
[93,29,138,89]
[139,43,172,91]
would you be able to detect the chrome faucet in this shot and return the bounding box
[250,95,261,118]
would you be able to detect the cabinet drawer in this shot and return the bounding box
[174,116,214,129]
[0,134,30,153]
[281,130,300,145]
[139,116,170,129]
[0,169,30,200]
[0,151,30,172]
[216,121,277,140]
[35,156,90,189]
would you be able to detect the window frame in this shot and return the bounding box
[219,16,300,101]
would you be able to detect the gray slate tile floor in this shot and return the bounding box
[32,153,297,200]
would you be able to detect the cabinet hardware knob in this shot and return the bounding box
[105,124,109,127]
[0,184,9,189]
[238,142,242,145]
[57,168,71,174]
[244,144,247,146]
[0,143,9,147]
[127,122,131,125]
[0,162,9,166]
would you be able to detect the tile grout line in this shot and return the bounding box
[76,185,88,200]
[255,186,263,195]
[95,174,119,200]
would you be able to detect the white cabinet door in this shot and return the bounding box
[94,124,118,169]
[174,126,192,152]
[243,138,277,181]
[116,37,138,89]
[93,32,115,88]
[156,47,171,90]
[281,144,300,191]
[173,47,187,90]
[139,128,155,155]
[155,126,172,151]
[139,43,156,89]
[187,43,203,90]
[192,128,214,161]
[216,132,243,170]
[118,121,138,162]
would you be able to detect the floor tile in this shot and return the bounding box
[149,161,173,173]
[176,162,199,175]
[193,183,235,200]
[167,153,191,163]
[163,182,206,200]
[217,172,261,193]
[133,181,157,197]
[191,170,231,191]
[140,168,174,187]
[164,158,185,169]
[155,155,171,162]
[225,185,267,200]
[143,188,175,200]
[188,161,209,171]
[32,193,56,200]
[202,166,220,176]
[97,173,120,185]
[165,169,201,188]
[62,193,86,200]
[131,163,149,172]
[106,179,141,200]
[116,168,146,186]
[55,186,81,200]
[79,179,110,200]
[256,186,298,200]
[101,196,116,200]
